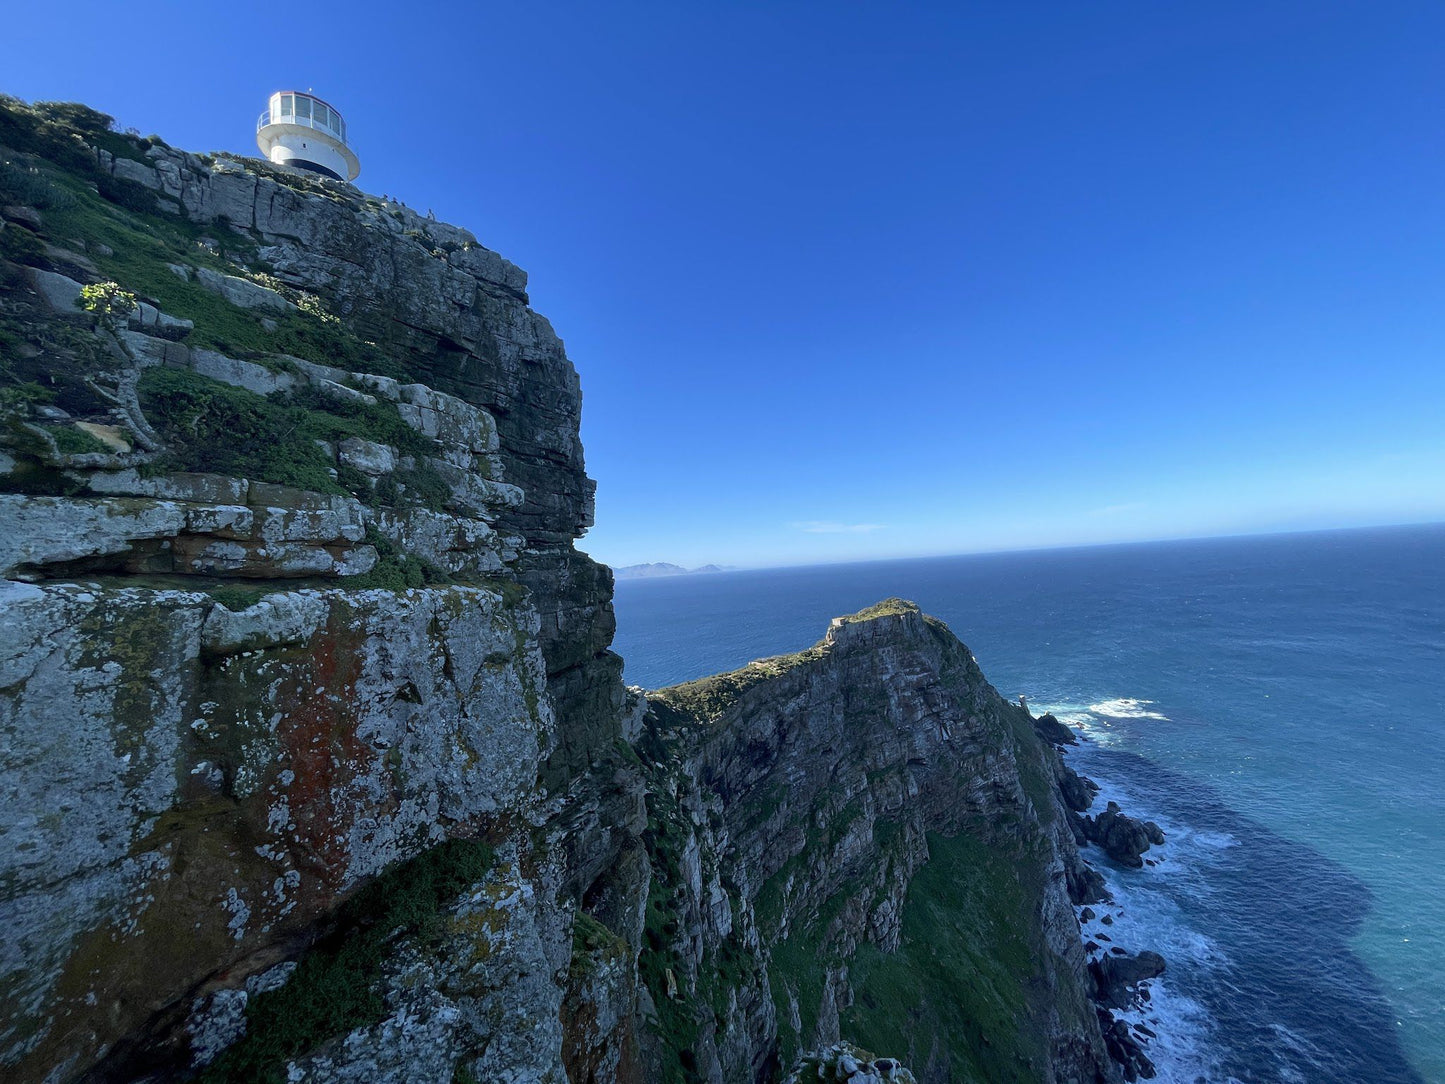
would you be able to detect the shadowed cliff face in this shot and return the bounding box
[2,101,1132,1084]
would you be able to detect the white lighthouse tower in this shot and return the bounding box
[256,91,360,182]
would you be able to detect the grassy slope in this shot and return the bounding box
[0,97,467,544]
[841,830,1052,1084]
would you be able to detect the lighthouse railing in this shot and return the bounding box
[256,108,349,147]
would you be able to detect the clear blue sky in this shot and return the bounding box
[9,2,1445,568]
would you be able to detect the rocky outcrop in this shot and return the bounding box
[1090,951,1166,1011]
[1034,711,1080,747]
[1081,803,1166,869]
[628,600,1123,1084]
[786,1043,919,1084]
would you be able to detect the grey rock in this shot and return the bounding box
[190,349,297,396]
[1083,802,1166,868]
[112,157,161,191]
[338,437,397,476]
[26,268,84,313]
[200,591,329,655]
[86,470,249,504]
[1091,950,1167,1010]
[193,266,295,313]
[0,494,187,577]
[118,328,191,368]
[2,204,43,230]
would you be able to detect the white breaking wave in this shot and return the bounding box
[1029,701,1127,746]
[1056,713,1246,1082]
[1087,697,1171,720]
[1082,864,1233,1083]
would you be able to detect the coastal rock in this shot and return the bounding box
[1090,950,1167,1009]
[1056,760,1099,812]
[1083,801,1166,867]
[1097,1009,1157,1082]
[786,1042,918,1083]
[1034,711,1080,746]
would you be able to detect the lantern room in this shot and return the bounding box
[255,91,360,182]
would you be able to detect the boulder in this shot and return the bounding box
[1033,711,1078,746]
[3,204,43,230]
[193,266,296,313]
[111,157,161,190]
[338,437,397,476]
[189,350,296,396]
[1090,950,1166,1009]
[1082,802,1165,867]
[26,268,83,313]
[1097,1009,1157,1081]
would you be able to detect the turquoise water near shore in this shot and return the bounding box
[608,524,1445,1083]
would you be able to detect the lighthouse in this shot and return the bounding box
[255,91,360,182]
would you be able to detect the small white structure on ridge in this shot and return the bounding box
[256,91,360,182]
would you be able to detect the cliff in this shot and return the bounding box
[627,600,1120,1084]
[0,99,1157,1084]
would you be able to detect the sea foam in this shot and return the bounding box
[1087,697,1171,720]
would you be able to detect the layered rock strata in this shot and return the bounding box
[628,600,1131,1084]
[0,97,622,1083]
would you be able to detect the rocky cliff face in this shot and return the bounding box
[0,99,1156,1084]
[627,600,1122,1084]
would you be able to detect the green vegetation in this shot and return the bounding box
[836,597,920,624]
[374,463,453,512]
[652,600,927,723]
[653,644,826,724]
[199,838,493,1084]
[0,217,45,265]
[0,95,402,377]
[0,380,53,413]
[77,280,136,321]
[637,776,706,1083]
[209,585,270,612]
[44,422,109,455]
[138,367,349,496]
[570,911,628,977]
[839,830,1051,1084]
[0,98,147,174]
[348,529,451,591]
[135,368,441,512]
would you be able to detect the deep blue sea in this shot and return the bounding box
[609,524,1445,1084]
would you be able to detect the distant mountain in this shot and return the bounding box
[613,562,735,580]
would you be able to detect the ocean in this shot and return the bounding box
[608,523,1445,1084]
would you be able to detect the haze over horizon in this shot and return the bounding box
[9,1,1444,568]
[606,519,1445,575]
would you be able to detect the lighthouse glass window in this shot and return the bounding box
[279,94,294,120]
[296,97,311,121]
[313,103,329,129]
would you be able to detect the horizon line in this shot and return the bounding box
[597,517,1445,580]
